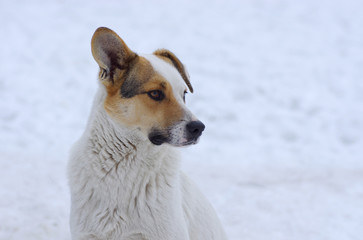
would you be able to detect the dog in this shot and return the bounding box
[68,27,227,240]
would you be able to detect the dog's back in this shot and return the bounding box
[68,27,227,240]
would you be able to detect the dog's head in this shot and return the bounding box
[91,27,205,147]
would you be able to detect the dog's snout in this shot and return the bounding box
[186,121,205,138]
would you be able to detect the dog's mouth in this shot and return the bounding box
[148,130,201,147]
[148,121,205,146]
[148,133,169,146]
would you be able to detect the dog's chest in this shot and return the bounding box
[71,159,188,240]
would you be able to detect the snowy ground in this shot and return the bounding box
[1,0,363,239]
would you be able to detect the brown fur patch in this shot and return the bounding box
[104,56,184,131]
[120,56,153,98]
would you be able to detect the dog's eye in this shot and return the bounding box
[147,90,165,101]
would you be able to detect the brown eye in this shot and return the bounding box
[147,90,165,101]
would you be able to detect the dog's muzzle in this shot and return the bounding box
[148,120,205,146]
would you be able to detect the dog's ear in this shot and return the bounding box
[153,49,193,93]
[91,27,136,84]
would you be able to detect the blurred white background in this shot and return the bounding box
[0,0,362,239]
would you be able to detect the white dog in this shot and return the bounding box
[68,27,227,240]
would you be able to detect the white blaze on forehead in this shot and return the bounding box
[142,54,187,102]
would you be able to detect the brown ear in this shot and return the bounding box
[153,49,193,93]
[91,27,136,83]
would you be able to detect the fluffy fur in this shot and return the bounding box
[68,27,227,240]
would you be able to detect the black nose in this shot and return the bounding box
[186,121,205,138]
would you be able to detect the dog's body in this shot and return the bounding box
[68,27,227,240]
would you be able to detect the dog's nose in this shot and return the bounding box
[186,121,205,138]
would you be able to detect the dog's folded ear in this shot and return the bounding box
[91,27,136,83]
[153,49,193,93]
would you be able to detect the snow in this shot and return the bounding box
[1,0,362,239]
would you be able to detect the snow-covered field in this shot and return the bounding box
[1,0,362,239]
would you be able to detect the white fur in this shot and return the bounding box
[68,62,227,239]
